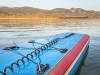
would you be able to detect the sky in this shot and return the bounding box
[0,0,100,11]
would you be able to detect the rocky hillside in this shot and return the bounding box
[0,6,100,18]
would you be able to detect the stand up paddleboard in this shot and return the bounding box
[0,32,90,75]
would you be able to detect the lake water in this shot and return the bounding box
[0,19,100,75]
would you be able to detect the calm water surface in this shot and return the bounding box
[0,19,100,75]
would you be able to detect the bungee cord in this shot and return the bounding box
[0,33,75,75]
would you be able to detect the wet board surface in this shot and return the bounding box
[0,32,90,75]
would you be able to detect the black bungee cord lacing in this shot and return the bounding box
[2,42,49,75]
[1,44,35,54]
[1,33,75,75]
[28,38,68,53]
[0,70,6,75]
[32,33,75,53]
[3,45,35,50]
[63,33,75,39]
[13,42,49,74]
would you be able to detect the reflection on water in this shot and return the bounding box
[76,47,89,75]
[0,19,100,75]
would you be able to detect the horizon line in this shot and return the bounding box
[0,6,99,11]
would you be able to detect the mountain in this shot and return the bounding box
[52,8,69,13]
[0,6,100,18]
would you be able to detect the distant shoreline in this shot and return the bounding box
[0,17,100,19]
[0,7,100,19]
[0,18,98,19]
[0,18,88,19]
[0,18,57,19]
